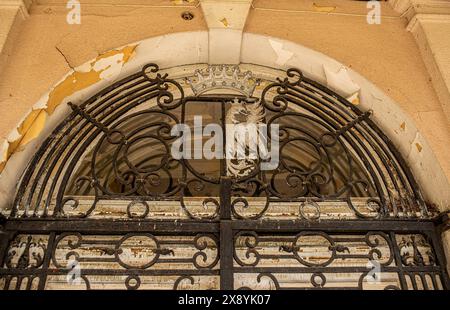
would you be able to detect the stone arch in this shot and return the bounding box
[0,31,448,213]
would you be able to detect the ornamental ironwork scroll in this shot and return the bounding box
[11,64,430,221]
[233,231,441,290]
[1,63,448,290]
[0,224,447,290]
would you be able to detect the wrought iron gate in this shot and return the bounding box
[0,64,449,290]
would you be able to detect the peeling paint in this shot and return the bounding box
[409,132,424,156]
[269,39,294,66]
[46,45,136,114]
[171,0,195,4]
[347,92,360,105]
[0,44,137,174]
[220,18,229,27]
[416,142,423,153]
[323,66,360,98]
[0,140,8,173]
[312,3,336,13]
[7,109,47,156]
[400,122,406,131]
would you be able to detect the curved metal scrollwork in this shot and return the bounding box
[234,231,394,269]
[229,64,428,220]
[232,230,442,290]
[12,63,429,221]
[5,236,46,269]
[2,63,448,291]
[51,232,218,271]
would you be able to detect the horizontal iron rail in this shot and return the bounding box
[234,266,443,273]
[228,219,438,232]
[1,218,439,233]
[2,219,220,234]
[0,269,220,276]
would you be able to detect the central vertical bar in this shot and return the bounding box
[220,99,227,178]
[220,220,234,290]
[219,97,233,290]
[220,176,232,220]
[219,176,233,289]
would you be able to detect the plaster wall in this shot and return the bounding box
[0,0,449,188]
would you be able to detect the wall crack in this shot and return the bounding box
[55,46,74,71]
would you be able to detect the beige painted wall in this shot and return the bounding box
[0,0,449,192]
[0,0,207,142]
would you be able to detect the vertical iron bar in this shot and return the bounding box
[389,231,408,289]
[0,229,15,268]
[219,172,233,288]
[220,177,232,220]
[37,232,56,290]
[220,100,227,177]
[220,221,233,290]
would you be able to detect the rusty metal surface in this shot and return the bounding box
[1,64,448,290]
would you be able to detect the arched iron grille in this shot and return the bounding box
[0,64,448,290]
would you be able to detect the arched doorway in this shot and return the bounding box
[0,63,448,290]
